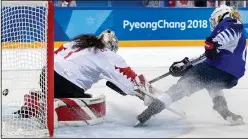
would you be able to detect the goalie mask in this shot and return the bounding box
[209,4,234,31]
[98,29,119,53]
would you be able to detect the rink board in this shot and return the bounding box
[53,7,248,42]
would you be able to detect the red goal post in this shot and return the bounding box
[1,1,54,137]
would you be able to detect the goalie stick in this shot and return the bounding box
[106,81,127,96]
[102,74,186,119]
[106,81,186,119]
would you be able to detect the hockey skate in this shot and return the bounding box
[225,111,244,125]
[134,99,165,127]
[213,96,244,125]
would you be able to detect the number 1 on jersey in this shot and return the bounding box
[64,48,84,59]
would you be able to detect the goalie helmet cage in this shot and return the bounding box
[1,1,54,137]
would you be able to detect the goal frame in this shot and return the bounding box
[47,1,54,137]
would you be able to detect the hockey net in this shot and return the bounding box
[1,1,54,137]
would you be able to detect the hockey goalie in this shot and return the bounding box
[14,29,155,127]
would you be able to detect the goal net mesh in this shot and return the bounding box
[1,1,53,137]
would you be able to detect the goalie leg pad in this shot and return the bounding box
[54,95,106,127]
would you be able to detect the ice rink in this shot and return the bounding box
[55,47,248,138]
[2,47,248,138]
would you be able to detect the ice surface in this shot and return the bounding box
[55,47,248,138]
[2,47,248,138]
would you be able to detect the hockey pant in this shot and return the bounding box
[40,68,91,98]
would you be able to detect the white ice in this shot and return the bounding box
[2,47,248,138]
[55,47,248,138]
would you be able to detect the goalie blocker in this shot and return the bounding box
[14,90,106,127]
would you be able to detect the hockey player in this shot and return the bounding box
[15,29,153,125]
[136,5,247,126]
[51,29,151,99]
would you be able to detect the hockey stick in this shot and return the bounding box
[106,81,127,96]
[105,80,186,118]
[149,54,206,84]
[104,54,206,118]
[188,53,206,66]
[149,72,170,84]
[103,72,186,118]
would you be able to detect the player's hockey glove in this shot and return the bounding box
[204,37,220,59]
[169,57,192,77]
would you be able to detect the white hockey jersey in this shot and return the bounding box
[54,42,137,95]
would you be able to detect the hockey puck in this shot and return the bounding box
[2,89,9,96]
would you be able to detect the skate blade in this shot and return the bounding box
[226,117,245,125]
[134,121,144,127]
